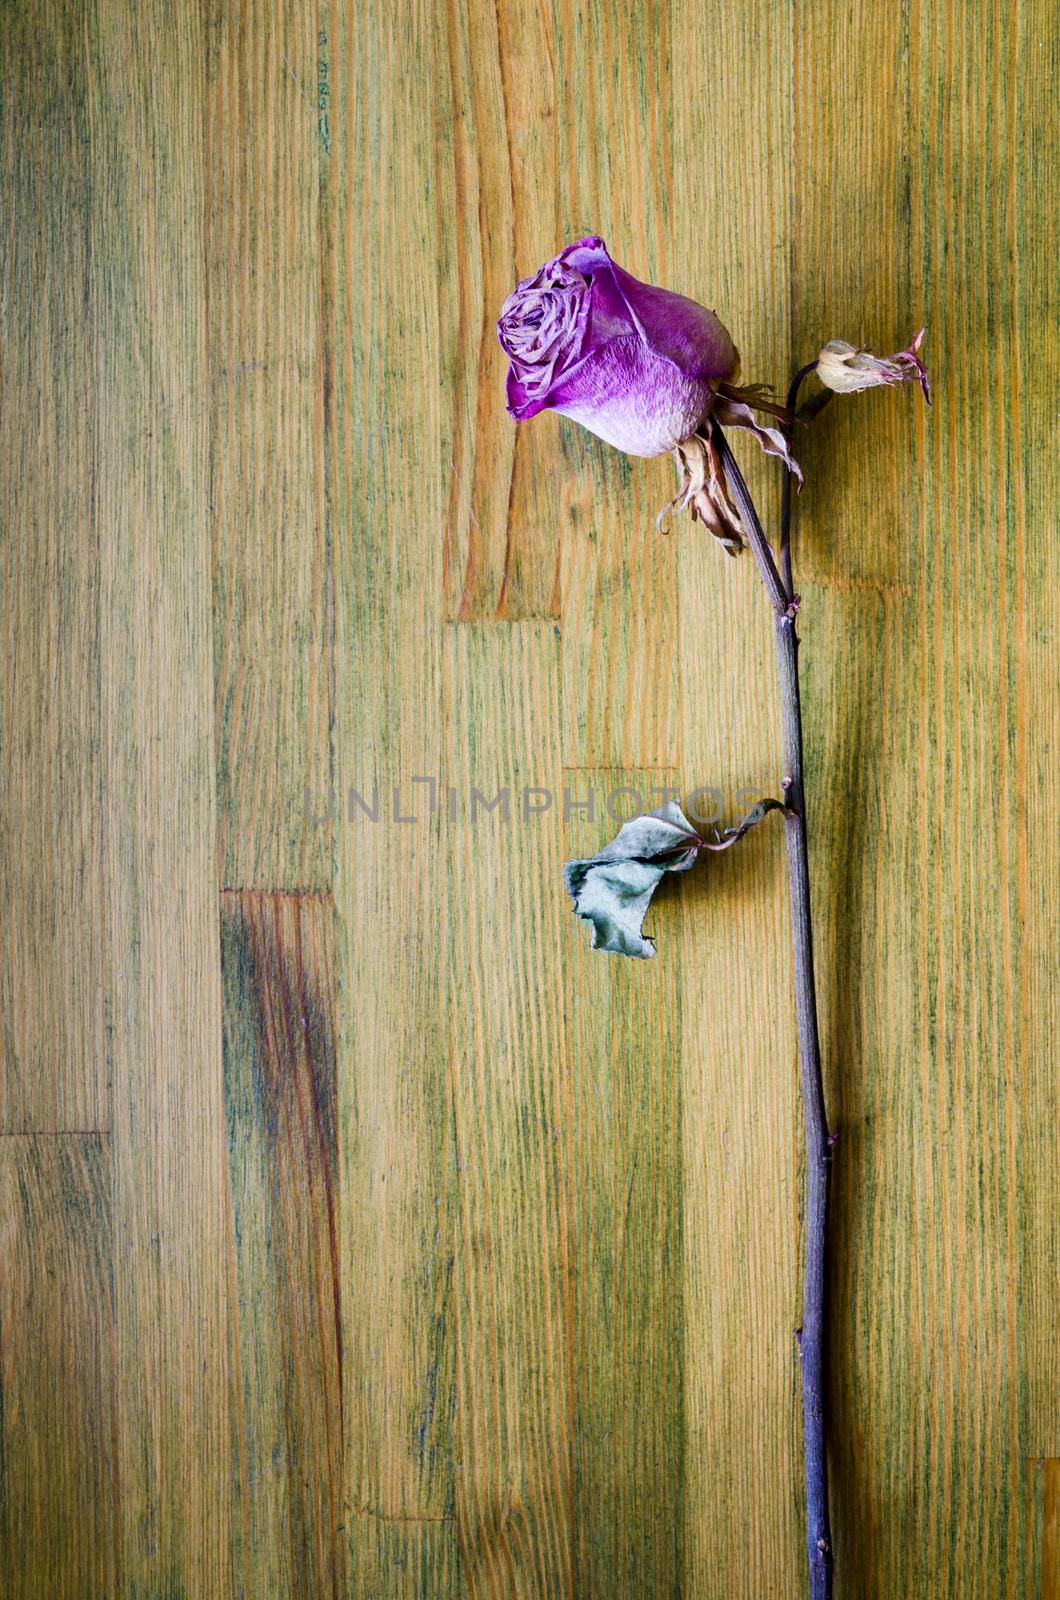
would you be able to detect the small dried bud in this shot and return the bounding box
[815,328,931,404]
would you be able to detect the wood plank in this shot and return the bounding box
[331,6,463,1592]
[557,433,681,770]
[900,4,1020,1592]
[670,2,797,1593]
[563,768,684,1598]
[803,585,921,1597]
[795,2,1031,1592]
[86,3,235,1592]
[1026,1460,1060,1600]
[675,633,799,1600]
[220,891,345,1599]
[439,0,562,621]
[670,0,794,555]
[792,1,920,593]
[554,1,681,768]
[204,0,332,894]
[1017,0,1060,1479]
[0,0,105,1132]
[0,1136,116,1600]
[444,621,572,1597]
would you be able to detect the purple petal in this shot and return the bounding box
[610,263,736,380]
[547,336,715,457]
[505,366,549,421]
[561,237,736,380]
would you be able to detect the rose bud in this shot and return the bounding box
[815,328,931,403]
[498,236,800,553]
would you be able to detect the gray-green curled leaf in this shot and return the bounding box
[563,801,701,959]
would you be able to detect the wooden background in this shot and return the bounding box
[1,0,1056,1595]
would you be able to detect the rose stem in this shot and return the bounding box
[779,361,821,598]
[713,420,835,1600]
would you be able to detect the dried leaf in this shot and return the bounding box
[563,801,701,959]
[563,797,787,959]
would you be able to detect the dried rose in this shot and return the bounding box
[498,236,800,552]
[815,329,931,403]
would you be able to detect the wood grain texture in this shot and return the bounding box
[205,0,333,894]
[1017,0,1060,1493]
[795,2,1039,1592]
[440,0,562,621]
[1,0,1056,1595]
[0,1137,116,1599]
[564,769,684,1597]
[803,585,924,1595]
[333,6,463,1593]
[221,891,344,1599]
[1027,1460,1060,1600]
[444,622,572,1596]
[553,1,681,769]
[86,3,235,1593]
[672,4,801,1593]
[0,0,106,1132]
